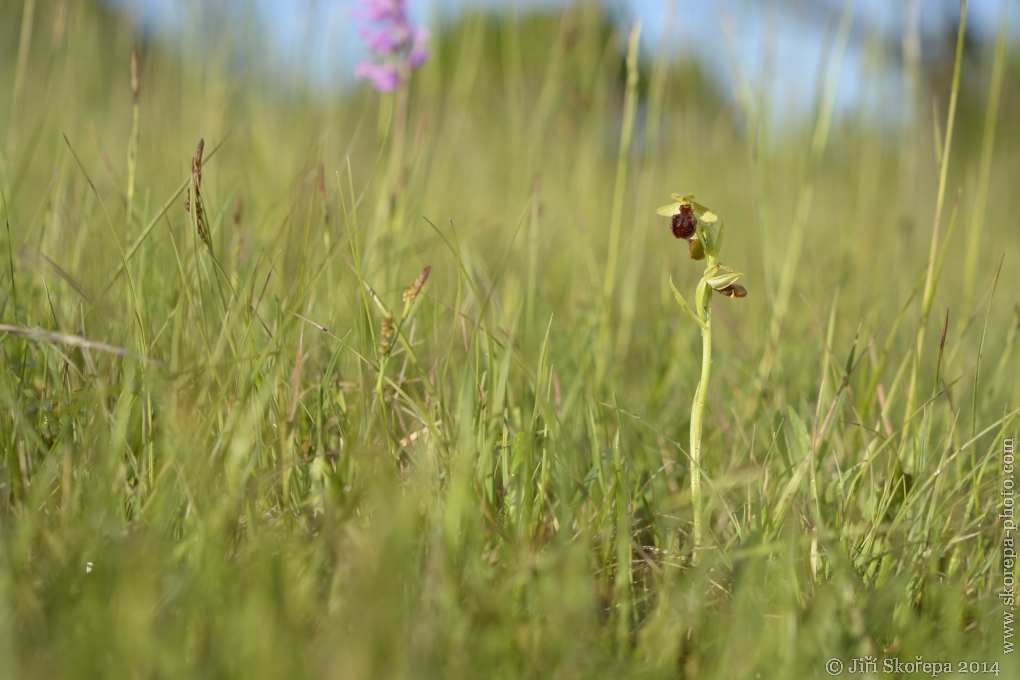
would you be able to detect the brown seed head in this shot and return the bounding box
[131,51,140,103]
[232,198,246,261]
[317,164,329,223]
[402,265,431,305]
[195,206,209,246]
[189,139,208,247]
[379,312,395,356]
[192,138,204,188]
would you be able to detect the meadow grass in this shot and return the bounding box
[1,1,1019,678]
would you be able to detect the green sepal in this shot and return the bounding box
[711,216,725,257]
[657,193,712,219]
[655,202,683,217]
[704,264,743,291]
[694,217,714,256]
[695,277,709,320]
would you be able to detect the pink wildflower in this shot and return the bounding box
[354,0,429,91]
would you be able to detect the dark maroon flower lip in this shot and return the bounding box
[718,284,747,298]
[670,204,698,240]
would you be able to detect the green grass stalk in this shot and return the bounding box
[757,0,855,386]
[126,51,140,233]
[598,22,640,379]
[961,5,1008,304]
[601,21,640,299]
[902,0,967,460]
[5,0,37,160]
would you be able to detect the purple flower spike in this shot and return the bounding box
[355,62,401,92]
[353,0,403,22]
[354,0,430,91]
[358,23,412,56]
[408,27,430,68]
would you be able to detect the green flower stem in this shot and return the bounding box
[690,299,710,551]
[690,253,716,557]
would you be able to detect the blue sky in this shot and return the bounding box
[103,0,1019,121]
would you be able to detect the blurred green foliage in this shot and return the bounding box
[0,1,1018,678]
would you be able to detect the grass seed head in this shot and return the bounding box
[130,51,140,103]
[402,265,431,305]
[379,312,395,357]
[191,139,208,247]
[192,138,204,187]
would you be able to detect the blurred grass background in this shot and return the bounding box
[0,0,1019,677]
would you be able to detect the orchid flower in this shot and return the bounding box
[354,0,430,92]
